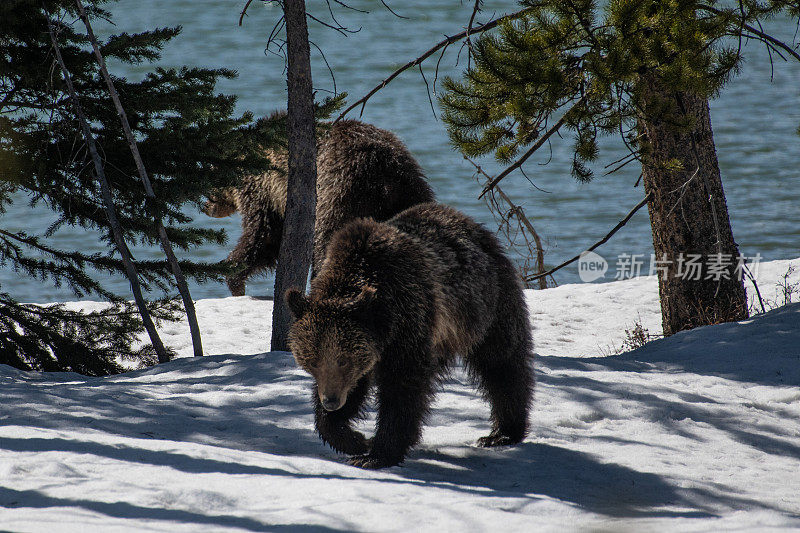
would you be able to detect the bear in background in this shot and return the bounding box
[203,116,434,296]
[286,203,534,469]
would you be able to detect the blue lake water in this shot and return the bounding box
[4,0,799,302]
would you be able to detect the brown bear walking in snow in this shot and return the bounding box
[203,117,434,296]
[286,203,534,469]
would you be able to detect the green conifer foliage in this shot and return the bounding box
[442,0,799,335]
[0,0,277,373]
[442,0,799,181]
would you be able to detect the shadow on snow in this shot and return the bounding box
[0,487,344,533]
[1,304,798,524]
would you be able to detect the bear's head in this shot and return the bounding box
[286,285,379,412]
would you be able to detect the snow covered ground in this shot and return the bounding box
[1,258,799,532]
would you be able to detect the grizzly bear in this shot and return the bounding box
[286,203,534,469]
[203,116,434,296]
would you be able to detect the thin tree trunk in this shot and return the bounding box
[638,75,748,336]
[270,0,317,351]
[75,0,203,358]
[46,12,170,362]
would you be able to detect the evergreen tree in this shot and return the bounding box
[442,0,800,335]
[0,0,275,373]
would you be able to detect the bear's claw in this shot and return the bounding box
[477,434,521,447]
[347,454,399,469]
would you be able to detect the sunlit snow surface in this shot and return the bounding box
[1,259,799,531]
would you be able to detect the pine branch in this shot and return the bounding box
[0,294,174,374]
[479,94,587,198]
[75,0,203,358]
[334,5,539,123]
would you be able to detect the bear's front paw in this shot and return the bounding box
[477,433,522,447]
[347,454,399,469]
[319,428,371,455]
[340,436,370,456]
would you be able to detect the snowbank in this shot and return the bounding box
[2,259,798,531]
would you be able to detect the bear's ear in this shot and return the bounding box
[285,288,309,319]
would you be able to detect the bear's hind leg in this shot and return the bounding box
[465,316,533,447]
[314,375,371,455]
[225,211,283,296]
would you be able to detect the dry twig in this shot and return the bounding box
[465,156,549,289]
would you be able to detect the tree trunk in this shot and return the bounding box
[638,76,748,336]
[270,0,317,351]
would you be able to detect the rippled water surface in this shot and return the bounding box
[4,1,799,302]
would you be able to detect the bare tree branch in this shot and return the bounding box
[465,0,482,65]
[418,64,436,118]
[743,261,766,314]
[238,0,263,27]
[331,0,367,14]
[334,5,537,123]
[323,0,361,34]
[306,11,360,36]
[699,4,800,63]
[379,0,408,19]
[526,192,653,283]
[75,0,204,358]
[310,40,337,94]
[465,156,548,289]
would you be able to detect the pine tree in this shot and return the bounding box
[441,0,800,335]
[0,0,276,373]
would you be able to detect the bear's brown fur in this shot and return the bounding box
[203,117,434,296]
[286,203,534,469]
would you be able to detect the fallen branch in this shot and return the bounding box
[334,5,537,123]
[526,192,653,283]
[45,7,169,362]
[76,0,204,358]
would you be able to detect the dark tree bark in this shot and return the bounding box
[270,0,318,351]
[638,76,748,336]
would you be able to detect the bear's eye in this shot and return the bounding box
[308,360,319,370]
[337,359,350,369]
